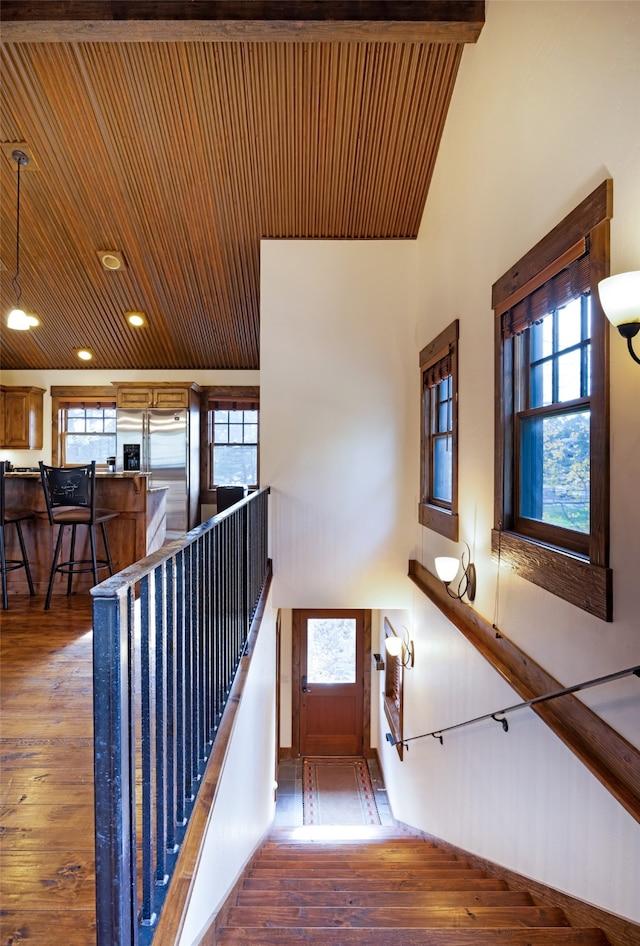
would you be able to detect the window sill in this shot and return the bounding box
[491,529,612,622]
[419,503,458,541]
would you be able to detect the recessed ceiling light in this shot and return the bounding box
[77,349,93,361]
[97,250,126,271]
[126,311,146,327]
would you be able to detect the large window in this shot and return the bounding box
[419,319,459,540]
[51,387,117,468]
[493,181,612,620]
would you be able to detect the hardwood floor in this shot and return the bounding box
[0,594,97,946]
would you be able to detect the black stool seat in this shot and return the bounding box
[39,461,119,610]
[1,461,36,610]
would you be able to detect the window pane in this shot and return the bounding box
[229,423,244,443]
[244,424,258,443]
[558,297,582,351]
[530,314,553,362]
[531,359,552,408]
[557,349,582,402]
[214,423,229,443]
[520,409,590,533]
[433,435,453,503]
[67,416,86,432]
[214,410,229,423]
[213,445,257,485]
[307,618,356,684]
[229,410,244,424]
[244,410,258,424]
[65,433,117,464]
[86,417,104,433]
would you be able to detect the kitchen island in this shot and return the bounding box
[2,471,167,597]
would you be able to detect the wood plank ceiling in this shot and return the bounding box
[0,2,484,371]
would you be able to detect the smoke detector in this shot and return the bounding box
[97,250,126,271]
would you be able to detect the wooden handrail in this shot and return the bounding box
[408,559,640,824]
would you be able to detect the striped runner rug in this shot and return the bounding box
[302,756,381,826]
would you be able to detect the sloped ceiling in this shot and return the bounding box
[0,2,484,371]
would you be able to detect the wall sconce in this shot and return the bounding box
[385,627,414,668]
[435,542,476,602]
[372,652,385,671]
[598,271,640,365]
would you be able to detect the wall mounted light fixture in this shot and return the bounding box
[385,626,415,668]
[435,541,476,602]
[7,150,39,331]
[598,271,640,365]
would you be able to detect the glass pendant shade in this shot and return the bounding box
[7,308,31,330]
[384,636,403,657]
[598,271,640,326]
[435,556,460,584]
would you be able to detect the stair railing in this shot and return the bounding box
[386,663,640,749]
[91,488,270,946]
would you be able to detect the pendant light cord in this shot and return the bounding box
[11,150,28,308]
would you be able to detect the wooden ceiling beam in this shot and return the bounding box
[1,1,485,44]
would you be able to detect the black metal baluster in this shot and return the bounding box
[153,564,168,890]
[139,575,157,928]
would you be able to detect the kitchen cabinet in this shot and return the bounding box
[114,382,199,410]
[0,385,45,449]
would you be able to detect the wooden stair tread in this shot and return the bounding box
[253,856,467,869]
[248,866,477,878]
[235,890,534,907]
[242,876,507,891]
[214,928,610,945]
[256,850,463,861]
[224,905,570,928]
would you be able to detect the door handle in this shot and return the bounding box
[301,675,312,693]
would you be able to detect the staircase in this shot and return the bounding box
[211,826,611,944]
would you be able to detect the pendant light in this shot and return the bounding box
[7,149,38,331]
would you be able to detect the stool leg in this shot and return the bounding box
[45,523,65,611]
[67,524,77,596]
[100,522,115,577]
[0,524,8,611]
[89,524,99,587]
[15,521,35,596]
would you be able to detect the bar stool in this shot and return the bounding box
[39,460,119,610]
[0,461,36,610]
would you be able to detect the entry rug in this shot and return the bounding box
[302,756,381,826]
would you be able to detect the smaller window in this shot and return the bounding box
[419,319,459,541]
[209,408,259,487]
[60,405,117,466]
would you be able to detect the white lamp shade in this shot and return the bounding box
[7,308,31,330]
[385,636,403,658]
[435,556,460,584]
[598,271,640,326]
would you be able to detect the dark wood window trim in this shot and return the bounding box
[419,319,459,541]
[50,385,116,467]
[198,385,259,504]
[383,617,405,761]
[492,180,612,621]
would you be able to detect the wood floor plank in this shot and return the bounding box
[0,596,97,945]
[0,851,95,909]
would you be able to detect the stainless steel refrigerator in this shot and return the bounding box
[116,409,190,539]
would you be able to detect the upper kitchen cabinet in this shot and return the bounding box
[0,386,45,449]
[113,382,200,410]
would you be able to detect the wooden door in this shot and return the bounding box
[295,609,365,756]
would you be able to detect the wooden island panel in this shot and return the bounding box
[2,473,167,597]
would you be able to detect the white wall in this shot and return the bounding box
[260,0,640,923]
[260,239,419,609]
[179,596,277,946]
[384,0,640,924]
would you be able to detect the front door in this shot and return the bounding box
[295,609,365,756]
